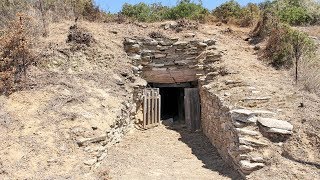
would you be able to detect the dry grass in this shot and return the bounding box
[0,14,35,95]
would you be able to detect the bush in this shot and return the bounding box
[212,0,242,23]
[121,3,170,22]
[165,0,209,21]
[278,5,312,25]
[121,1,208,22]
[212,1,260,26]
[264,24,316,72]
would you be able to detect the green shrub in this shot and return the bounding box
[165,0,209,21]
[212,0,241,23]
[264,24,316,71]
[121,0,208,22]
[212,1,260,26]
[278,5,312,25]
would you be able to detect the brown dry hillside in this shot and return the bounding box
[0,20,319,179]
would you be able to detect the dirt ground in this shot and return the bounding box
[99,123,241,180]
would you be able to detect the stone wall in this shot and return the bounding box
[123,37,219,84]
[200,84,293,177]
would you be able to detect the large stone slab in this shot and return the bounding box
[257,118,293,131]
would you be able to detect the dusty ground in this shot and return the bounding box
[0,20,319,179]
[99,123,241,180]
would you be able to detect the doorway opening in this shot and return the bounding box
[148,81,200,130]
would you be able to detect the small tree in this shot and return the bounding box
[264,24,316,83]
[288,29,316,83]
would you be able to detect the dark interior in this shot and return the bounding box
[159,87,184,121]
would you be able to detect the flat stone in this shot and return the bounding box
[231,109,256,123]
[239,137,268,147]
[173,41,188,46]
[113,74,125,85]
[129,54,141,60]
[154,53,167,59]
[197,42,208,47]
[238,145,254,152]
[250,156,265,163]
[236,128,260,136]
[204,39,216,46]
[131,77,147,87]
[258,118,293,131]
[77,135,107,146]
[267,128,292,135]
[184,33,196,38]
[239,160,265,172]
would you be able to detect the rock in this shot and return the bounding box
[230,109,254,123]
[253,45,260,50]
[250,156,265,163]
[113,74,125,85]
[124,38,136,45]
[84,158,97,166]
[131,77,147,87]
[238,145,254,152]
[197,42,208,47]
[129,54,141,60]
[77,135,107,147]
[239,137,268,147]
[184,33,196,38]
[154,53,167,59]
[257,118,293,131]
[267,128,292,135]
[236,128,260,136]
[204,39,216,46]
[173,41,188,46]
[109,30,118,34]
[164,24,170,30]
[239,160,265,172]
[132,66,139,73]
[98,152,108,161]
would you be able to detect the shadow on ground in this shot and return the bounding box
[165,123,243,180]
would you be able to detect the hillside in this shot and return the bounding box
[0,19,319,179]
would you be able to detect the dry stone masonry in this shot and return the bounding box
[123,36,294,178]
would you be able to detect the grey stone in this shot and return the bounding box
[197,42,208,47]
[238,145,254,152]
[184,33,196,38]
[250,156,265,163]
[204,39,216,46]
[239,137,268,147]
[129,54,141,60]
[239,160,265,171]
[77,135,107,146]
[267,128,292,135]
[84,158,97,166]
[113,74,125,85]
[251,110,276,118]
[173,41,188,46]
[236,128,260,136]
[258,118,293,131]
[154,53,167,59]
